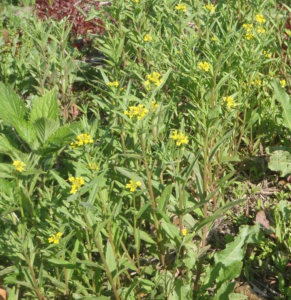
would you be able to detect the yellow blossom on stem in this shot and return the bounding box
[198,62,210,72]
[13,160,26,172]
[263,51,271,58]
[68,177,85,194]
[126,180,141,192]
[175,3,187,13]
[255,14,266,24]
[48,232,63,244]
[245,33,254,40]
[71,134,93,148]
[107,81,119,87]
[280,79,287,88]
[124,104,149,120]
[204,4,215,13]
[252,79,262,87]
[131,0,139,3]
[242,23,252,32]
[223,96,235,109]
[144,72,163,90]
[144,34,153,42]
[257,26,266,34]
[182,228,188,236]
[89,163,100,171]
[151,101,158,112]
[170,130,189,146]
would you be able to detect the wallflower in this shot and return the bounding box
[198,62,210,72]
[245,33,254,40]
[144,34,153,42]
[280,79,287,88]
[252,79,262,87]
[170,130,189,146]
[71,134,93,148]
[242,23,252,32]
[124,104,149,120]
[107,81,119,87]
[223,96,235,109]
[175,3,186,13]
[211,37,217,42]
[68,177,85,194]
[257,26,266,34]
[204,4,215,13]
[263,51,271,58]
[144,72,163,90]
[255,14,266,24]
[131,0,139,2]
[126,180,141,192]
[151,101,158,111]
[182,228,188,236]
[12,160,26,172]
[89,163,100,171]
[48,232,63,244]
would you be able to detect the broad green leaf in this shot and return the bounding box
[30,89,59,123]
[213,281,236,300]
[14,120,38,150]
[34,117,60,143]
[106,241,117,274]
[269,150,291,177]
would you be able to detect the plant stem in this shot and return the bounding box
[82,208,120,300]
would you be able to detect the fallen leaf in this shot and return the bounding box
[0,288,6,300]
[255,210,270,230]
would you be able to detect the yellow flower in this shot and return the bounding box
[181,228,188,236]
[255,14,266,24]
[71,134,93,148]
[252,79,262,87]
[48,232,63,244]
[198,61,210,72]
[175,3,187,13]
[151,101,158,112]
[280,79,287,88]
[144,34,153,42]
[245,33,254,40]
[145,72,163,89]
[211,36,217,42]
[223,96,235,109]
[131,0,139,2]
[204,4,215,13]
[170,130,189,146]
[107,81,119,87]
[242,23,252,32]
[68,177,85,194]
[257,26,266,34]
[124,104,149,120]
[285,29,291,36]
[126,180,141,192]
[89,163,100,171]
[263,51,271,58]
[13,160,26,172]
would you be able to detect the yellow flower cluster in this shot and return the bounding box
[280,80,287,88]
[13,160,26,172]
[131,0,139,3]
[170,130,189,146]
[144,34,153,42]
[89,163,100,170]
[263,51,271,58]
[182,228,187,236]
[255,14,266,24]
[204,4,215,13]
[124,104,149,120]
[126,180,141,192]
[71,134,93,148]
[175,4,186,13]
[223,96,235,109]
[48,232,63,244]
[242,23,252,32]
[245,33,254,40]
[198,62,210,72]
[257,26,266,34]
[252,79,262,87]
[144,72,163,90]
[68,177,85,194]
[107,81,119,87]
[151,101,158,112]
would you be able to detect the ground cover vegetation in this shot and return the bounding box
[0,0,291,299]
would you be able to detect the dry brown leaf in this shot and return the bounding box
[255,210,270,230]
[0,288,6,300]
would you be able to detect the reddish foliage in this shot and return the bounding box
[35,0,104,40]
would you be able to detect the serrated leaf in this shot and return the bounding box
[269,150,291,177]
[34,117,60,143]
[30,89,59,123]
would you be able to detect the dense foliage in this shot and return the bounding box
[1,0,291,299]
